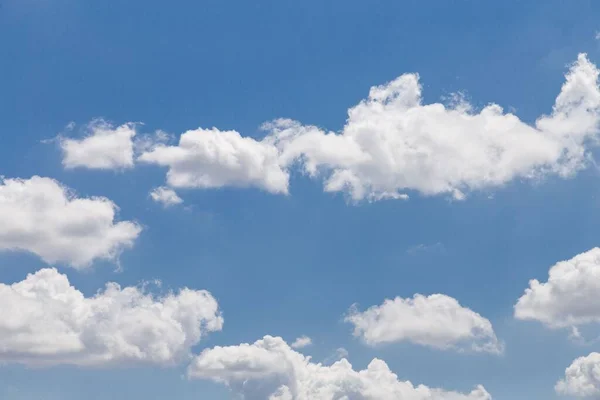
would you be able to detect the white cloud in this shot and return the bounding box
[0,176,141,269]
[0,268,223,367]
[150,186,183,207]
[345,294,502,354]
[290,336,312,349]
[556,352,600,397]
[187,335,492,400]
[515,247,600,330]
[119,54,600,201]
[138,127,289,194]
[60,120,137,170]
[265,53,600,200]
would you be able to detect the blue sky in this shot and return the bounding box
[2,1,600,399]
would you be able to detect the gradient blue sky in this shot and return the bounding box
[2,1,600,399]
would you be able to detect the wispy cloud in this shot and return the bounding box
[406,242,446,255]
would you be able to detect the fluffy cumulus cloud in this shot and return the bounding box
[138,54,600,201]
[556,353,600,397]
[515,247,600,330]
[0,268,223,367]
[187,335,492,400]
[345,294,502,354]
[60,120,137,170]
[150,186,183,207]
[267,53,600,200]
[138,127,289,194]
[0,176,141,268]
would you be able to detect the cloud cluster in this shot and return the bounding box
[187,335,491,400]
[269,53,600,200]
[0,176,141,268]
[60,54,600,203]
[0,268,223,367]
[39,52,600,399]
[345,294,502,354]
[129,53,600,201]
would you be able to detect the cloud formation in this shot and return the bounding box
[345,294,502,354]
[137,53,600,201]
[0,268,223,367]
[187,335,492,400]
[0,176,141,268]
[267,53,600,200]
[290,336,312,349]
[515,247,600,330]
[138,127,289,194]
[556,352,600,397]
[150,186,183,207]
[60,120,137,170]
